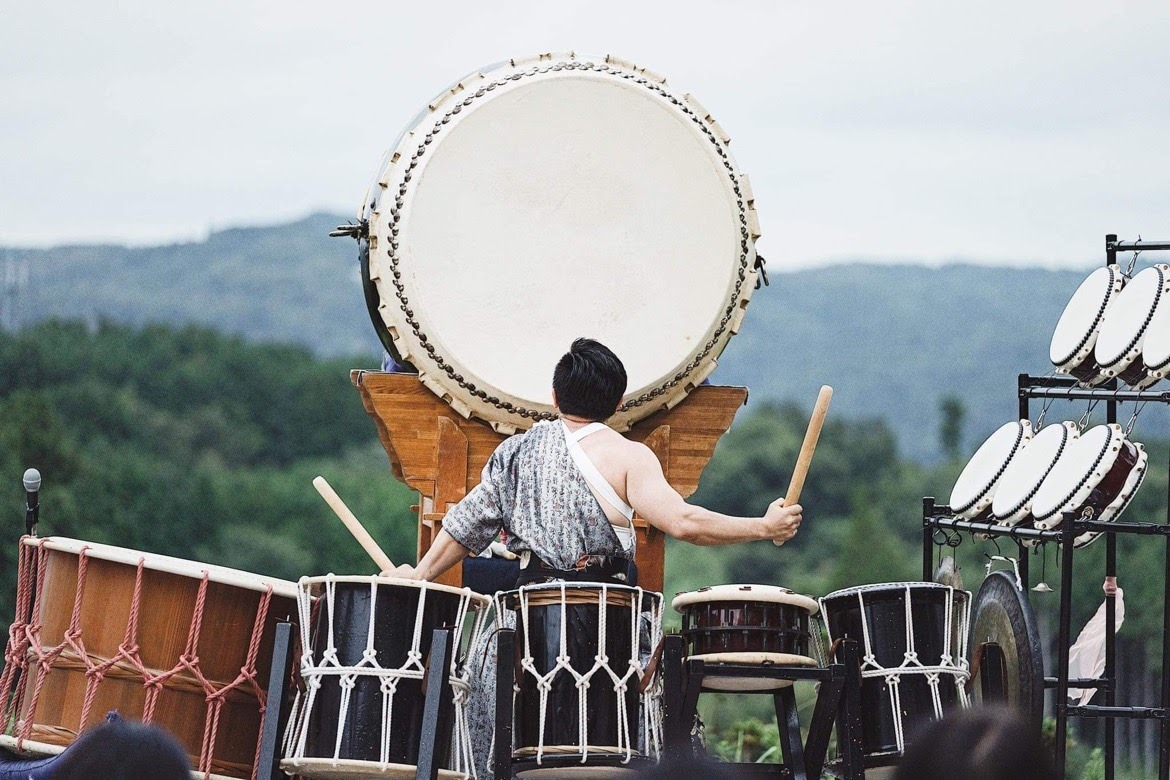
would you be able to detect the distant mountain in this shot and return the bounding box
[7,214,1154,461]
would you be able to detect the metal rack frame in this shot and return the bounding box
[921,234,1170,779]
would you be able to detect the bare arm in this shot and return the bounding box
[625,445,802,546]
[384,529,471,581]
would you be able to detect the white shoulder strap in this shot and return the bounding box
[562,422,636,523]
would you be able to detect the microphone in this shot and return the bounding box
[23,468,40,536]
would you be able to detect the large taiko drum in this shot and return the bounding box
[672,584,822,692]
[991,421,1079,529]
[281,576,489,780]
[354,52,762,434]
[498,582,663,771]
[0,536,298,779]
[820,583,971,765]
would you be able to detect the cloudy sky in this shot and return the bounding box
[2,0,1168,267]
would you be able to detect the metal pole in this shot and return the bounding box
[1054,513,1077,777]
[1105,387,1118,780]
[1161,441,1170,779]
[1106,233,1118,266]
[923,497,935,581]
[1018,376,1031,588]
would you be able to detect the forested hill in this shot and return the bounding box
[7,215,1143,460]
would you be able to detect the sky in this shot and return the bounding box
[2,0,1169,268]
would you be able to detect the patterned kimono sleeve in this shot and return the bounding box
[440,437,518,554]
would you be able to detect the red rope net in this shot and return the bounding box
[0,538,276,780]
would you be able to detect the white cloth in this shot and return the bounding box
[1067,587,1125,705]
[562,421,636,552]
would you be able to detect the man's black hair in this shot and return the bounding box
[553,338,627,422]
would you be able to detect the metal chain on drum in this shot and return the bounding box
[378,59,755,423]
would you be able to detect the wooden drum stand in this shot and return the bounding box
[351,370,748,593]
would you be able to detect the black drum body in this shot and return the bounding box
[821,583,970,762]
[302,582,463,766]
[679,600,811,657]
[508,592,638,755]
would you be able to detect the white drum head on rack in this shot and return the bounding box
[1031,424,1123,528]
[363,53,759,433]
[1095,264,1169,382]
[949,420,1032,519]
[1144,273,1170,384]
[991,422,1079,526]
[1050,266,1123,375]
[671,584,820,615]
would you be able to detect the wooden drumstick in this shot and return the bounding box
[312,476,396,572]
[774,385,833,546]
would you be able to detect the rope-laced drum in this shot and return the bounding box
[0,536,297,780]
[1030,423,1148,547]
[991,421,1079,529]
[820,583,970,763]
[1050,265,1126,385]
[354,52,762,434]
[948,421,1033,520]
[495,582,663,771]
[282,576,489,779]
[1094,264,1170,388]
[672,584,824,692]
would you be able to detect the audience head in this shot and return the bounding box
[894,706,1057,780]
[51,718,190,780]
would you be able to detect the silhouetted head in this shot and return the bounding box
[894,706,1057,780]
[51,719,191,780]
[553,338,627,422]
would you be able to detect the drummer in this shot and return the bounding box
[387,337,802,586]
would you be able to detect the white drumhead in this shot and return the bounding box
[364,54,759,433]
[1050,266,1123,369]
[1144,273,1170,378]
[299,574,490,607]
[688,652,819,691]
[991,422,1078,524]
[948,421,1032,517]
[24,536,298,598]
[1095,264,1168,375]
[671,584,819,614]
[1031,424,1123,525]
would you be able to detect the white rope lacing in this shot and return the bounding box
[282,575,484,777]
[509,583,663,766]
[832,584,971,754]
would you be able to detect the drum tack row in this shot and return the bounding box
[0,536,978,779]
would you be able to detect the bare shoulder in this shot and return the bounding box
[620,438,662,469]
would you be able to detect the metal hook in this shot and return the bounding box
[989,534,1003,558]
[1125,401,1146,437]
[1077,399,1099,431]
[1035,396,1054,431]
[1125,235,1142,276]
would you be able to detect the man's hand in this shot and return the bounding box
[764,500,802,545]
[381,563,421,580]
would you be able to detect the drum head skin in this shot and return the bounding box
[671,583,819,615]
[967,571,1044,725]
[949,421,1032,519]
[1050,265,1123,378]
[361,53,760,433]
[1095,264,1169,383]
[1144,268,1170,383]
[991,422,1078,526]
[1031,424,1122,528]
